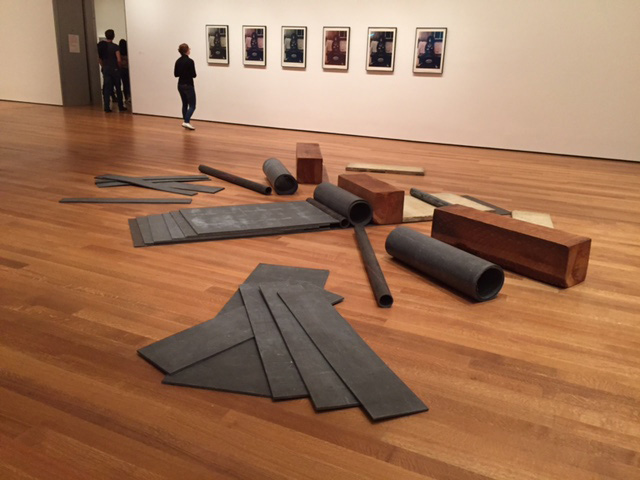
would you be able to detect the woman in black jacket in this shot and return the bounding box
[174,43,197,130]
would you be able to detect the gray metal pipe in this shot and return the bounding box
[263,158,298,195]
[385,227,504,302]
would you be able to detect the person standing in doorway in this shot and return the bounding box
[97,29,126,113]
[174,43,196,130]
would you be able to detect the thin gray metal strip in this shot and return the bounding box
[279,290,428,421]
[162,214,186,241]
[462,195,512,215]
[128,218,145,247]
[171,211,198,237]
[98,174,197,196]
[136,217,154,245]
[240,284,308,400]
[162,183,224,194]
[260,283,358,411]
[60,198,192,204]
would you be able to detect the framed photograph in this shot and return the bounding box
[282,27,306,68]
[322,27,350,70]
[366,27,397,72]
[413,28,447,73]
[243,25,266,66]
[206,25,229,64]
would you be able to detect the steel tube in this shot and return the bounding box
[199,164,272,195]
[385,227,504,301]
[354,225,393,308]
[263,158,298,195]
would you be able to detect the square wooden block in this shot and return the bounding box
[337,173,404,225]
[296,143,323,184]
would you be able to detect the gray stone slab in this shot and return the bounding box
[162,213,186,241]
[279,290,428,421]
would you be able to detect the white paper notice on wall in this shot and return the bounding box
[68,34,81,53]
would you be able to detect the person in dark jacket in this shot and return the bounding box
[97,29,126,113]
[174,43,196,130]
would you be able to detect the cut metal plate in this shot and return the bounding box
[163,339,272,397]
[240,285,308,400]
[279,289,428,421]
[260,283,358,411]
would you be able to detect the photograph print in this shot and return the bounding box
[366,27,397,72]
[413,28,447,73]
[322,27,350,70]
[243,25,266,66]
[282,27,307,68]
[206,25,229,64]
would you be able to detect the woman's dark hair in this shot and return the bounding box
[105,29,115,40]
[119,39,128,56]
[178,43,189,55]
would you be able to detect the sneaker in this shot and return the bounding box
[104,109,112,113]
[119,107,128,112]
[182,122,195,130]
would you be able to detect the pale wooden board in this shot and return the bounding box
[402,195,435,223]
[431,193,494,212]
[346,163,425,176]
[511,210,554,228]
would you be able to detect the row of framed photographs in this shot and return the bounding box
[206,25,447,73]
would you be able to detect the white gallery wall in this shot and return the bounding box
[94,0,127,41]
[0,0,63,105]
[126,0,640,161]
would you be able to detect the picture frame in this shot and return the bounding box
[366,27,397,72]
[322,27,350,70]
[413,28,447,74]
[282,27,307,68]
[206,25,229,65]
[243,25,266,66]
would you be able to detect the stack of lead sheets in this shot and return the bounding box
[139,264,428,421]
[129,201,342,247]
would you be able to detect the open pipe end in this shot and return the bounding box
[349,200,373,225]
[476,266,505,301]
[274,175,298,195]
[378,294,394,308]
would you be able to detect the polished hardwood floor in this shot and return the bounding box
[1,100,639,479]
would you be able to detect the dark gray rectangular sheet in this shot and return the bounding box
[128,218,145,248]
[147,214,172,243]
[60,198,192,204]
[162,339,272,397]
[240,285,308,400]
[98,174,196,196]
[136,217,154,245]
[138,306,253,374]
[279,290,428,421]
[260,283,358,411]
[138,264,331,376]
[180,201,338,235]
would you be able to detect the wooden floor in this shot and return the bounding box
[1,101,639,480]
